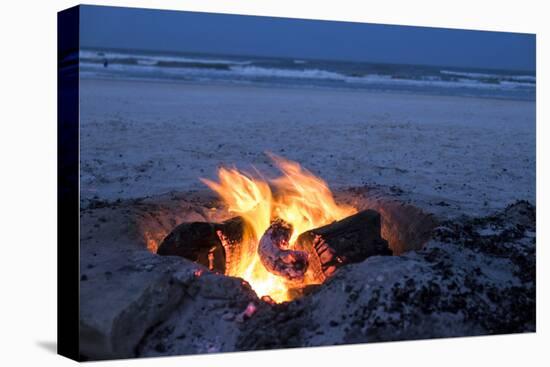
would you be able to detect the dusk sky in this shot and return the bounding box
[80,5,536,71]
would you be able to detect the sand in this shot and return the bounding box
[79,79,535,217]
[78,78,536,358]
[78,192,535,359]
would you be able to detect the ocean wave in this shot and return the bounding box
[229,66,534,90]
[80,49,251,67]
[440,69,535,83]
[78,48,535,101]
[80,60,535,92]
[229,65,345,80]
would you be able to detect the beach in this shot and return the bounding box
[80,78,535,217]
[78,78,536,357]
[71,16,537,360]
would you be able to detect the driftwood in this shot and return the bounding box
[257,219,309,283]
[156,217,244,273]
[295,210,392,280]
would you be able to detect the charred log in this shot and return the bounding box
[257,219,309,283]
[158,210,390,284]
[156,217,244,274]
[296,210,391,279]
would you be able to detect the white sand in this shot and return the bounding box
[79,79,535,217]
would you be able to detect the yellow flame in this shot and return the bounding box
[201,154,356,302]
[270,154,356,244]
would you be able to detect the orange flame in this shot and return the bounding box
[201,154,356,302]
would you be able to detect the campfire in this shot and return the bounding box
[157,154,391,302]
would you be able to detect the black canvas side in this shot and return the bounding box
[57,5,80,361]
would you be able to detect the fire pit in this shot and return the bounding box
[78,172,534,359]
[154,154,425,302]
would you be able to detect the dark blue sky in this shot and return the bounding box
[80,5,535,71]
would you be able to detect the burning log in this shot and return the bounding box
[158,209,389,291]
[258,219,309,283]
[156,217,244,274]
[296,210,392,280]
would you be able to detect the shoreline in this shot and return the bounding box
[80,75,536,103]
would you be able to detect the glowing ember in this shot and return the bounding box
[194,268,204,277]
[201,154,356,302]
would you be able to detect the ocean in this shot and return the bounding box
[77,48,535,101]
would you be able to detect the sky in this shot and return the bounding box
[80,5,536,71]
